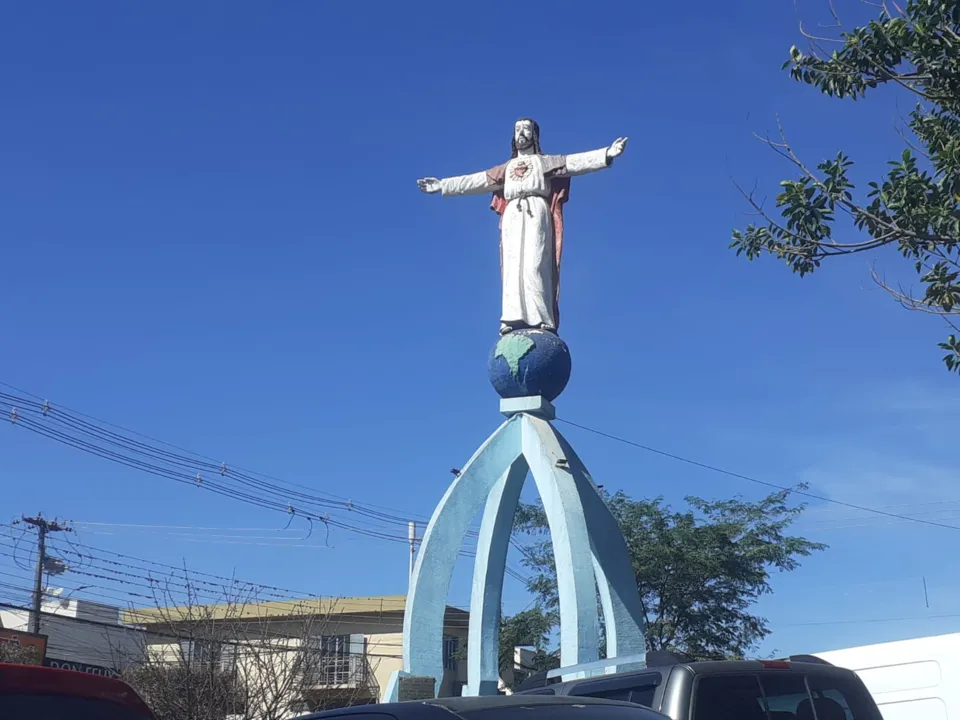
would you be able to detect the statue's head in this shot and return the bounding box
[511,118,541,157]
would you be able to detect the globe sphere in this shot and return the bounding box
[487,329,572,402]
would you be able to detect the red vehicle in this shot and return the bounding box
[0,662,156,720]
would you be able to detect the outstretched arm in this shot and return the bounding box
[564,137,628,177]
[417,170,502,197]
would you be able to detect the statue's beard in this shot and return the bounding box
[516,135,531,149]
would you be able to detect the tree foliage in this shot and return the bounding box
[730,0,960,371]
[453,607,558,692]
[512,488,825,660]
[497,608,559,689]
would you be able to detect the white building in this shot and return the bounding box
[1,592,473,711]
[128,594,469,708]
[0,594,144,674]
[499,647,539,694]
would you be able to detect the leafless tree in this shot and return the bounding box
[117,579,376,720]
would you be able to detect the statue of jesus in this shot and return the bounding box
[418,119,627,335]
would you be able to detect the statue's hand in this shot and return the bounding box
[417,177,442,194]
[607,137,628,160]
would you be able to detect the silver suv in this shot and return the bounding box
[514,652,883,720]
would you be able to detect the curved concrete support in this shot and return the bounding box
[554,428,647,668]
[521,415,600,671]
[402,415,522,693]
[589,553,644,673]
[393,408,647,702]
[466,458,529,696]
[591,552,619,673]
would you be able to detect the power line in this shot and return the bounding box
[0,384,533,581]
[781,612,960,628]
[0,525,315,599]
[0,529,490,629]
[40,525,531,588]
[1,390,415,534]
[0,383,430,529]
[556,417,960,533]
[0,564,475,634]
[0,381,424,523]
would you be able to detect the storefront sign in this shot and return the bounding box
[0,629,48,665]
[44,657,119,677]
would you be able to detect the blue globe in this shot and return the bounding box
[488,329,572,402]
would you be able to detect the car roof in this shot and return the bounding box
[672,660,854,676]
[0,663,154,717]
[516,657,857,694]
[304,694,667,718]
[430,695,656,711]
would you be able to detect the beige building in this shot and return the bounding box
[125,595,469,713]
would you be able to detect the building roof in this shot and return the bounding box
[122,594,468,626]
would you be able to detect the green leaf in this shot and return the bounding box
[730,0,960,376]
[512,488,825,660]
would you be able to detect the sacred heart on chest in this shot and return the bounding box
[510,161,531,180]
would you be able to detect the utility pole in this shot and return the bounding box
[20,515,71,635]
[408,521,417,585]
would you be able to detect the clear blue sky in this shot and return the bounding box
[2,0,959,659]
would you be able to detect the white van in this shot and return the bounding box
[815,633,960,719]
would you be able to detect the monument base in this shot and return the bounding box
[382,671,439,702]
[499,395,555,420]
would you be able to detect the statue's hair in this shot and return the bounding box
[511,118,542,157]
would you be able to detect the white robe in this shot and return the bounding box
[439,148,611,331]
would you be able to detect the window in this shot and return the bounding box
[807,672,883,720]
[762,673,813,716]
[569,671,662,708]
[318,634,352,685]
[693,674,766,720]
[762,672,881,719]
[443,635,459,671]
[311,714,397,720]
[585,686,658,706]
[463,703,667,720]
[308,716,397,720]
[692,672,882,720]
[179,639,225,668]
[220,642,237,674]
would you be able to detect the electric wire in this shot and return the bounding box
[556,417,960,532]
[1,385,533,581]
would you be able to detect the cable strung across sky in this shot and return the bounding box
[4,380,959,536]
[0,527,478,635]
[0,382,533,583]
[555,418,960,532]
[2,384,955,639]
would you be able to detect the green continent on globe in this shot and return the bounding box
[495,334,536,377]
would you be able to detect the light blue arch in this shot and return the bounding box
[400,415,522,695]
[467,458,528,696]
[520,414,601,672]
[383,408,646,701]
[552,428,646,670]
